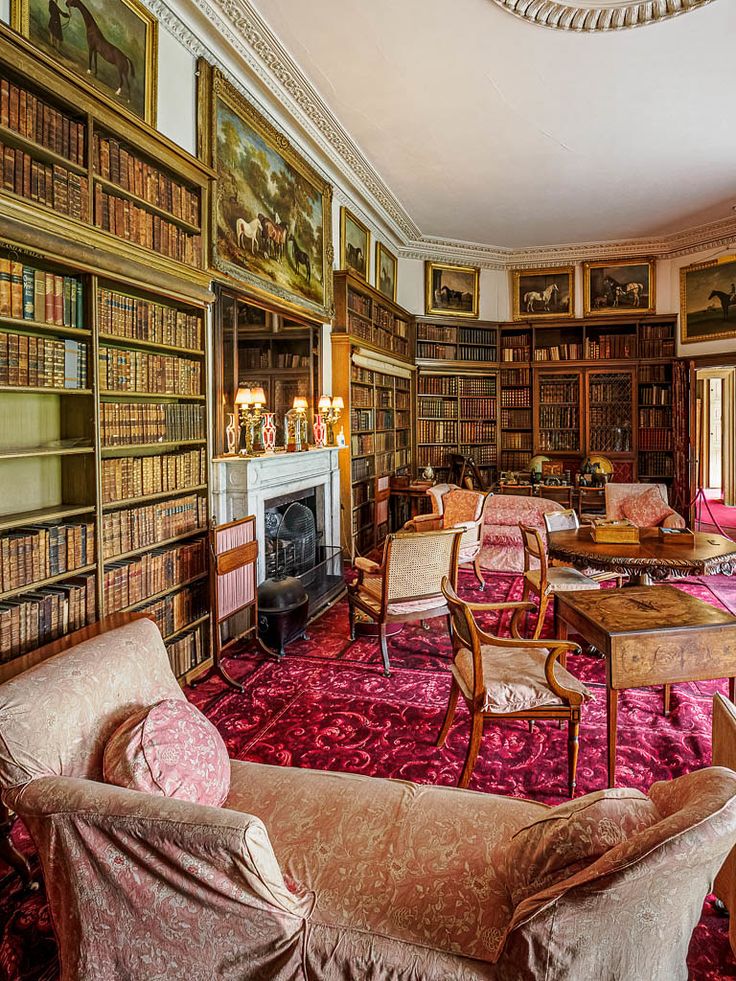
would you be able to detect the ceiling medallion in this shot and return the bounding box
[489,0,715,31]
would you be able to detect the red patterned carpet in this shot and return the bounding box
[2,572,736,979]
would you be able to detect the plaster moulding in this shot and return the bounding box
[148,0,731,270]
[488,0,715,32]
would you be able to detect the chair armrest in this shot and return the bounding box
[543,645,587,705]
[403,514,442,532]
[355,556,381,574]
[8,776,311,917]
[661,512,687,529]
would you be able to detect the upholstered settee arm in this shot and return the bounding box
[8,776,311,980]
[661,511,687,529]
[403,514,442,532]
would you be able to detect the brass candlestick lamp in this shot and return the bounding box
[317,395,344,446]
[234,385,267,456]
[286,396,309,452]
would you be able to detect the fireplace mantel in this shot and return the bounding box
[211,448,343,582]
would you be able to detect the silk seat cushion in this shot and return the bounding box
[103,698,230,807]
[524,567,601,593]
[495,788,661,908]
[453,644,592,713]
[357,578,445,616]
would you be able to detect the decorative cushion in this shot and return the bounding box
[620,486,675,528]
[443,489,483,528]
[358,578,444,617]
[453,644,592,713]
[103,698,230,807]
[525,567,601,593]
[494,788,661,908]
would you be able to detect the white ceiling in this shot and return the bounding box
[247,0,735,250]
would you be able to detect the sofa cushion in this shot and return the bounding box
[453,644,592,713]
[496,788,661,908]
[621,486,675,528]
[524,567,601,594]
[103,698,230,807]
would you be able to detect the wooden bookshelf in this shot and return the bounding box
[334,270,414,362]
[416,318,497,364]
[0,26,213,290]
[0,240,211,682]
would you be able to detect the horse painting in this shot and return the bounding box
[66,0,135,100]
[258,214,288,261]
[708,290,736,321]
[524,283,559,313]
[236,216,261,255]
[345,242,364,273]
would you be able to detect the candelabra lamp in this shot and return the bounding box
[234,385,267,456]
[317,395,344,446]
[286,396,309,452]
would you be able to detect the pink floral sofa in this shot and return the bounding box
[605,482,686,528]
[1,619,736,980]
[481,493,564,572]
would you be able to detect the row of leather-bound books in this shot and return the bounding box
[0,260,84,326]
[0,521,95,594]
[101,494,207,559]
[97,288,202,350]
[103,539,207,614]
[94,186,202,266]
[0,331,87,388]
[101,448,207,504]
[99,402,206,446]
[0,574,96,662]
[0,77,86,165]
[0,141,89,220]
[98,347,201,396]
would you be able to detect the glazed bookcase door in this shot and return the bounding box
[534,368,582,456]
[585,367,636,479]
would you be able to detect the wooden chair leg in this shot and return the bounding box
[568,716,580,798]
[378,623,391,677]
[528,720,535,732]
[437,677,460,747]
[473,556,485,590]
[459,711,484,789]
[532,594,549,641]
[663,684,671,716]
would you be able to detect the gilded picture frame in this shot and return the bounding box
[340,207,370,282]
[680,255,736,345]
[511,266,574,321]
[12,0,157,124]
[425,261,479,318]
[583,258,655,316]
[375,242,397,302]
[206,67,333,321]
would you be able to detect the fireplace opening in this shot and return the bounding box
[264,486,343,617]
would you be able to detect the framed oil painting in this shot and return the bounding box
[425,261,479,318]
[340,208,370,282]
[208,69,333,321]
[681,255,736,345]
[584,259,655,316]
[376,242,397,302]
[512,266,574,321]
[12,0,157,123]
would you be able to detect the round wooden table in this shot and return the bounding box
[547,527,736,585]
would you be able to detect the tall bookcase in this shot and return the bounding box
[332,272,415,558]
[415,317,499,485]
[0,31,214,680]
[0,242,211,682]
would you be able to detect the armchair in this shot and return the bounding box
[2,619,736,980]
[403,484,492,587]
[605,482,686,528]
[438,578,590,796]
[348,528,462,676]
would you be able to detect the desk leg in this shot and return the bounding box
[607,688,619,788]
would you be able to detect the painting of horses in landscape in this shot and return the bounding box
[512,266,574,321]
[425,262,479,318]
[584,259,655,316]
[14,0,156,122]
[212,74,332,320]
[681,256,736,345]
[341,208,370,282]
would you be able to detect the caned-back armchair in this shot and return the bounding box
[348,529,462,676]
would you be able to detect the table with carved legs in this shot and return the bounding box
[555,585,736,788]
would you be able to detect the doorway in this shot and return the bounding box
[695,367,735,521]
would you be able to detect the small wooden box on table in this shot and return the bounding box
[555,585,736,788]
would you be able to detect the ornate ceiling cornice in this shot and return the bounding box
[488,0,715,32]
[151,0,732,270]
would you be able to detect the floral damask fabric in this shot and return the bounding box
[481,496,563,572]
[453,644,592,713]
[495,788,661,906]
[621,485,677,528]
[0,619,184,788]
[443,489,484,528]
[103,698,231,807]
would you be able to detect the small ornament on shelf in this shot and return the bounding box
[312,414,327,448]
[286,396,309,452]
[317,394,344,446]
[262,412,277,452]
[225,413,237,455]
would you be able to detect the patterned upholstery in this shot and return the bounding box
[525,567,601,594]
[481,495,564,573]
[605,482,686,529]
[454,644,592,713]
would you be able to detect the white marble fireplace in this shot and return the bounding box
[211,447,343,583]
